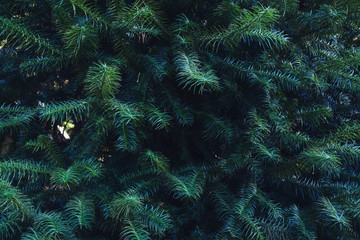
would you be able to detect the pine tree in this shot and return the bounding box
[1,0,360,239]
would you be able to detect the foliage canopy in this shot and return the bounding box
[1,0,360,239]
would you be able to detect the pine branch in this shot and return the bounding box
[73,158,103,181]
[139,150,170,173]
[202,6,288,50]
[317,197,351,230]
[25,135,63,167]
[84,62,121,99]
[115,123,139,152]
[0,214,20,240]
[50,165,82,189]
[0,179,33,220]
[174,51,221,94]
[220,57,300,90]
[300,148,341,174]
[0,17,61,55]
[288,205,316,240]
[143,54,168,81]
[0,104,32,116]
[137,205,172,236]
[120,220,151,240]
[211,184,236,221]
[0,158,51,182]
[114,0,166,40]
[65,194,95,229]
[167,171,205,200]
[160,88,194,126]
[144,104,172,131]
[33,211,72,240]
[20,56,66,74]
[201,114,233,141]
[297,106,333,126]
[38,99,89,124]
[111,192,143,219]
[109,99,143,126]
[20,228,47,240]
[62,23,99,57]
[0,112,36,135]
[69,0,110,28]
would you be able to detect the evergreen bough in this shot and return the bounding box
[1,0,360,239]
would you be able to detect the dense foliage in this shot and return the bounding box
[1,0,360,239]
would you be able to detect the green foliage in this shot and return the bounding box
[32,211,73,240]
[201,114,233,140]
[110,191,143,219]
[115,123,139,152]
[1,0,360,239]
[84,62,121,99]
[74,158,103,181]
[0,17,61,55]
[144,104,172,131]
[203,5,288,50]
[0,180,33,220]
[317,197,351,230]
[168,170,205,200]
[0,158,50,182]
[38,99,89,124]
[69,0,110,28]
[65,194,95,229]
[63,23,99,57]
[109,100,143,126]
[120,220,150,240]
[0,112,36,135]
[175,51,220,94]
[138,205,172,236]
[139,150,170,173]
[288,205,316,240]
[20,56,66,74]
[0,214,20,239]
[114,0,165,40]
[25,135,63,166]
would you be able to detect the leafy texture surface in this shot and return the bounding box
[1,0,360,239]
